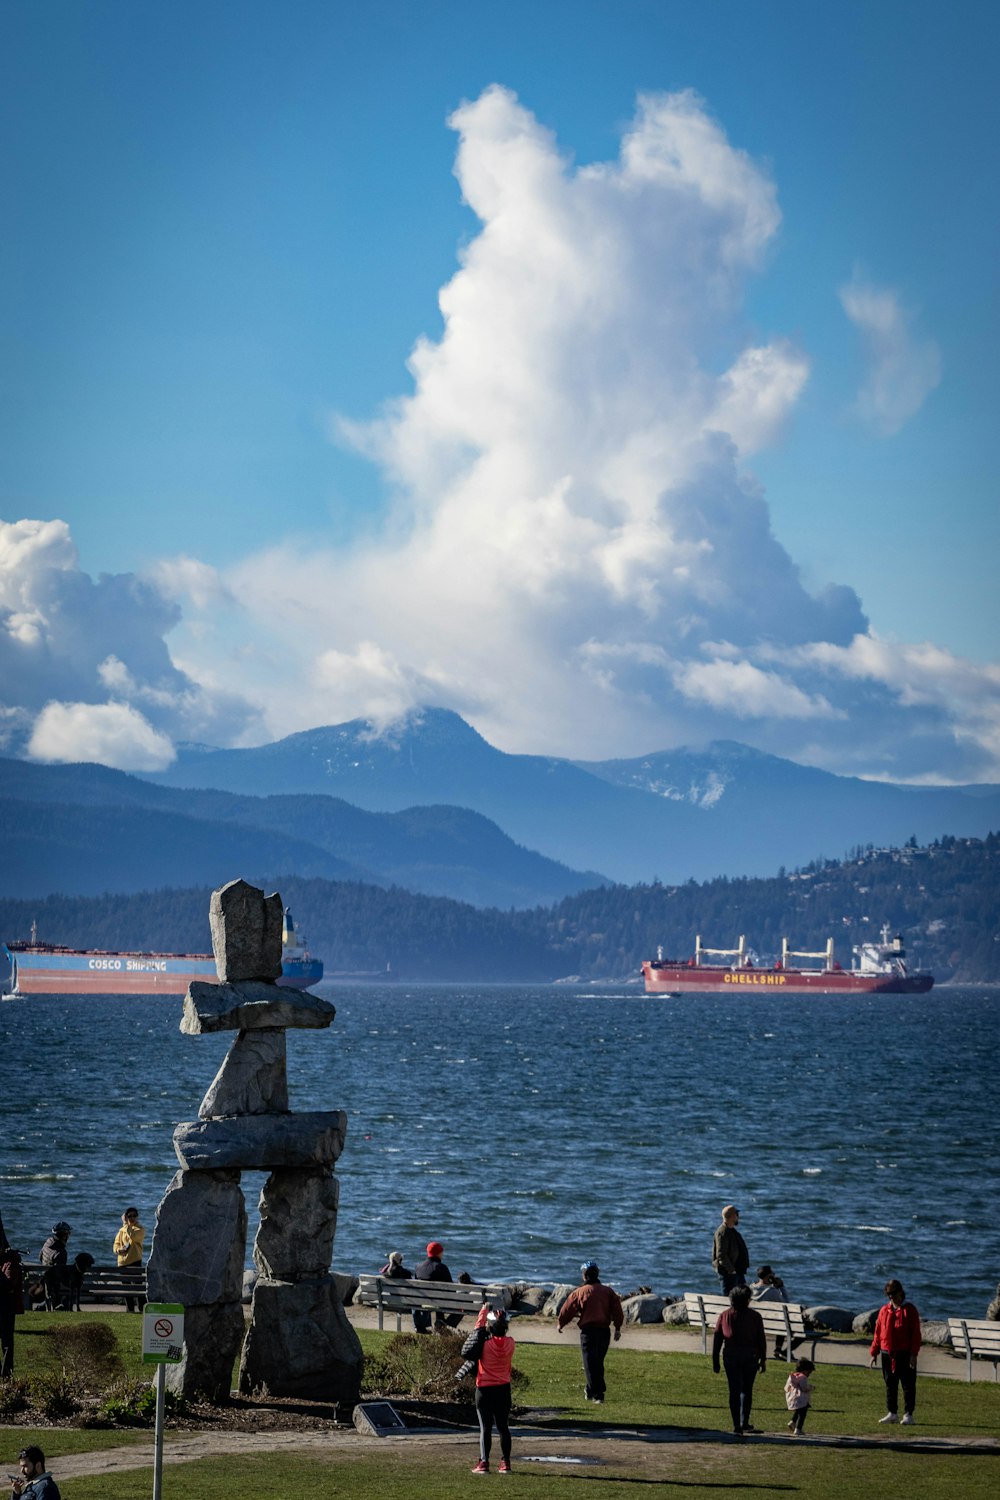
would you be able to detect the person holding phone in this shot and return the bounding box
[9,1446,60,1500]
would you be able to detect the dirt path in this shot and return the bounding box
[46,1420,1000,1481]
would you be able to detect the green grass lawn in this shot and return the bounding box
[3,1317,997,1498]
[31,1447,1000,1500]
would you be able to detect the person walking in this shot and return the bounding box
[457,1306,516,1475]
[557,1260,624,1404]
[0,1227,25,1378]
[712,1284,767,1438]
[112,1208,145,1312]
[712,1205,749,1293]
[784,1357,815,1435]
[869,1279,921,1425]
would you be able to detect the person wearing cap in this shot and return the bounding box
[557,1260,624,1403]
[10,1445,60,1500]
[380,1250,413,1280]
[38,1224,72,1312]
[413,1240,462,1332]
[712,1206,749,1294]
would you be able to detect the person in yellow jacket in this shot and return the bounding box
[112,1208,145,1312]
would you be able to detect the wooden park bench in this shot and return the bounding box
[356,1274,506,1333]
[22,1260,148,1311]
[683,1290,823,1362]
[947,1317,1000,1381]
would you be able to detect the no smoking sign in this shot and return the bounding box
[143,1302,185,1364]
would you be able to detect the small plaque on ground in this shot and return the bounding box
[353,1401,409,1436]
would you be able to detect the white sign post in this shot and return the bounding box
[142,1303,185,1500]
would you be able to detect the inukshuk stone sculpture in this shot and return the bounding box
[146,878,362,1402]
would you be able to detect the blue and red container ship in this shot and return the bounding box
[2,909,323,996]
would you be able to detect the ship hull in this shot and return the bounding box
[642,962,934,996]
[4,947,323,997]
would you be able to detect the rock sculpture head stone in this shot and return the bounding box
[210,879,283,982]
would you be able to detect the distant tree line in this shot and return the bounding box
[1,834,997,984]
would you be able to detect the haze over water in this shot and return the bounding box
[2,984,996,1320]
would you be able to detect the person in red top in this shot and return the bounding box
[457,1306,515,1474]
[869,1278,922,1425]
[557,1260,624,1403]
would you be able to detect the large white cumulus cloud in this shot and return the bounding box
[204,85,997,779]
[0,518,260,769]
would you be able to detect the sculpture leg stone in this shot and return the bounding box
[147,1169,248,1307]
[239,1276,363,1402]
[253,1167,339,1280]
[165,1301,246,1402]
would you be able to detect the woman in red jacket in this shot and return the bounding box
[869,1279,922,1425]
[457,1306,515,1474]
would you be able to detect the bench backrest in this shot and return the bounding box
[946,1318,1000,1381]
[356,1274,505,1330]
[683,1290,808,1359]
[21,1261,147,1307]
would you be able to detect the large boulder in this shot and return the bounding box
[509,1284,550,1314]
[253,1167,340,1280]
[199,1029,288,1117]
[621,1294,668,1325]
[805,1305,856,1334]
[921,1320,953,1348]
[853,1308,880,1336]
[541,1283,576,1318]
[662,1299,690,1325]
[239,1275,363,1402]
[173,1110,347,1171]
[987,1282,1000,1321]
[165,1301,246,1402]
[147,1169,247,1306]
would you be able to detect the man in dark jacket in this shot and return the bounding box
[413,1240,461,1332]
[712,1206,749,1293]
[38,1223,72,1312]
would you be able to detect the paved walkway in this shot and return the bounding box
[345,1305,989,1382]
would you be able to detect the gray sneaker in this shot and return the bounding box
[878,1412,899,1424]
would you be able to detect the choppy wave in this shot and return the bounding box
[1,984,996,1317]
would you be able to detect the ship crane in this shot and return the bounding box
[781,937,836,972]
[695,934,746,966]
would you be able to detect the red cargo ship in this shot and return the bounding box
[642,925,933,996]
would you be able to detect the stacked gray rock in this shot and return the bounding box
[146,879,362,1403]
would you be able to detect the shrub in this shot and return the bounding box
[362,1330,526,1400]
[0,1375,32,1419]
[96,1377,189,1427]
[31,1370,79,1420]
[50,1321,123,1389]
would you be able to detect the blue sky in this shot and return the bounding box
[1,0,998,781]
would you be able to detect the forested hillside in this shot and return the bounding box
[1,834,996,984]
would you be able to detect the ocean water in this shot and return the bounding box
[1,983,997,1320]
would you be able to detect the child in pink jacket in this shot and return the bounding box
[784,1357,815,1434]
